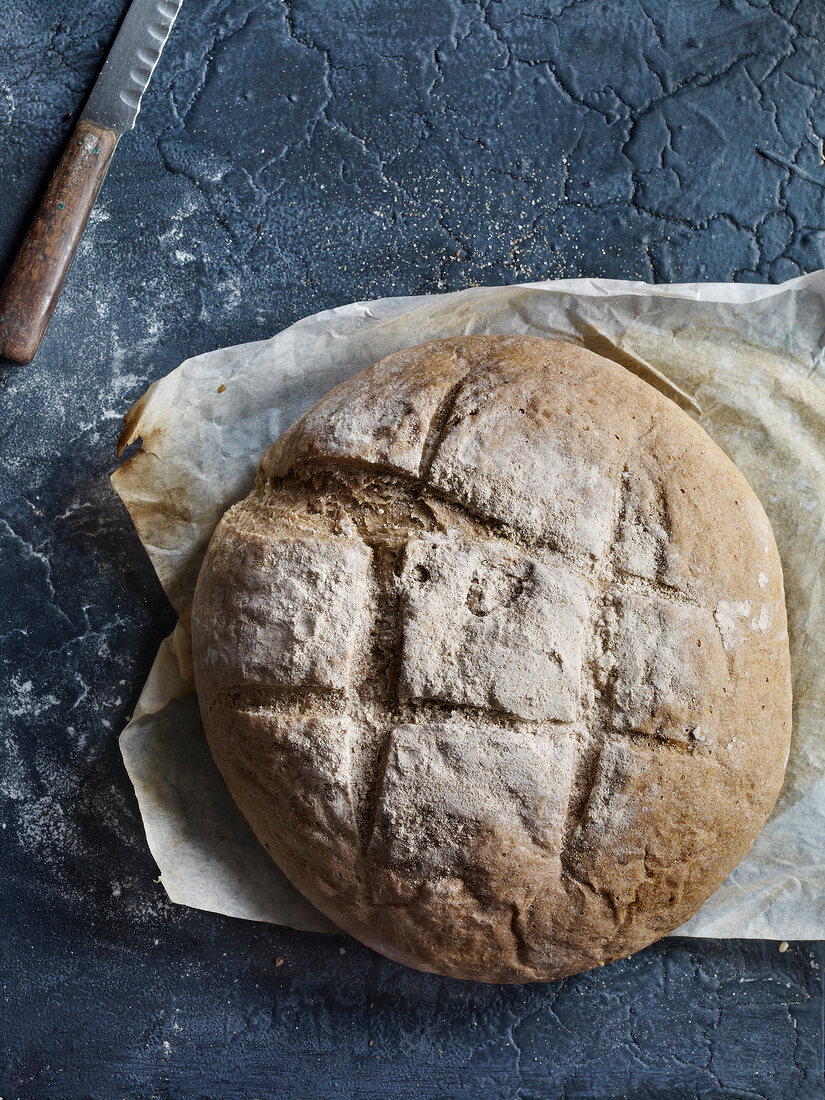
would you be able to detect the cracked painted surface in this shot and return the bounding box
[1,0,824,1096]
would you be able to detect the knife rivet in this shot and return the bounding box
[77,139,84,146]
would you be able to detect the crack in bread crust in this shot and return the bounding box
[418,371,471,477]
[559,459,630,879]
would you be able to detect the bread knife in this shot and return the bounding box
[0,0,183,364]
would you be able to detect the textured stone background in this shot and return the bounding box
[1,1,824,1097]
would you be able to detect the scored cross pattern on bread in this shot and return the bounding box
[192,336,792,983]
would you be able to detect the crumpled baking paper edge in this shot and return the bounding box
[113,273,825,941]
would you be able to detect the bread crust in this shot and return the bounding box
[192,336,792,982]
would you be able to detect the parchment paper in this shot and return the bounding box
[112,274,825,940]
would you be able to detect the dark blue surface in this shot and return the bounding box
[1,2,824,1097]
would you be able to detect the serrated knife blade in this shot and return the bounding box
[82,0,183,134]
[0,0,183,363]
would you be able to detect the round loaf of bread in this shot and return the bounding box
[191,335,792,982]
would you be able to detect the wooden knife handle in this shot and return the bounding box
[0,120,118,364]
